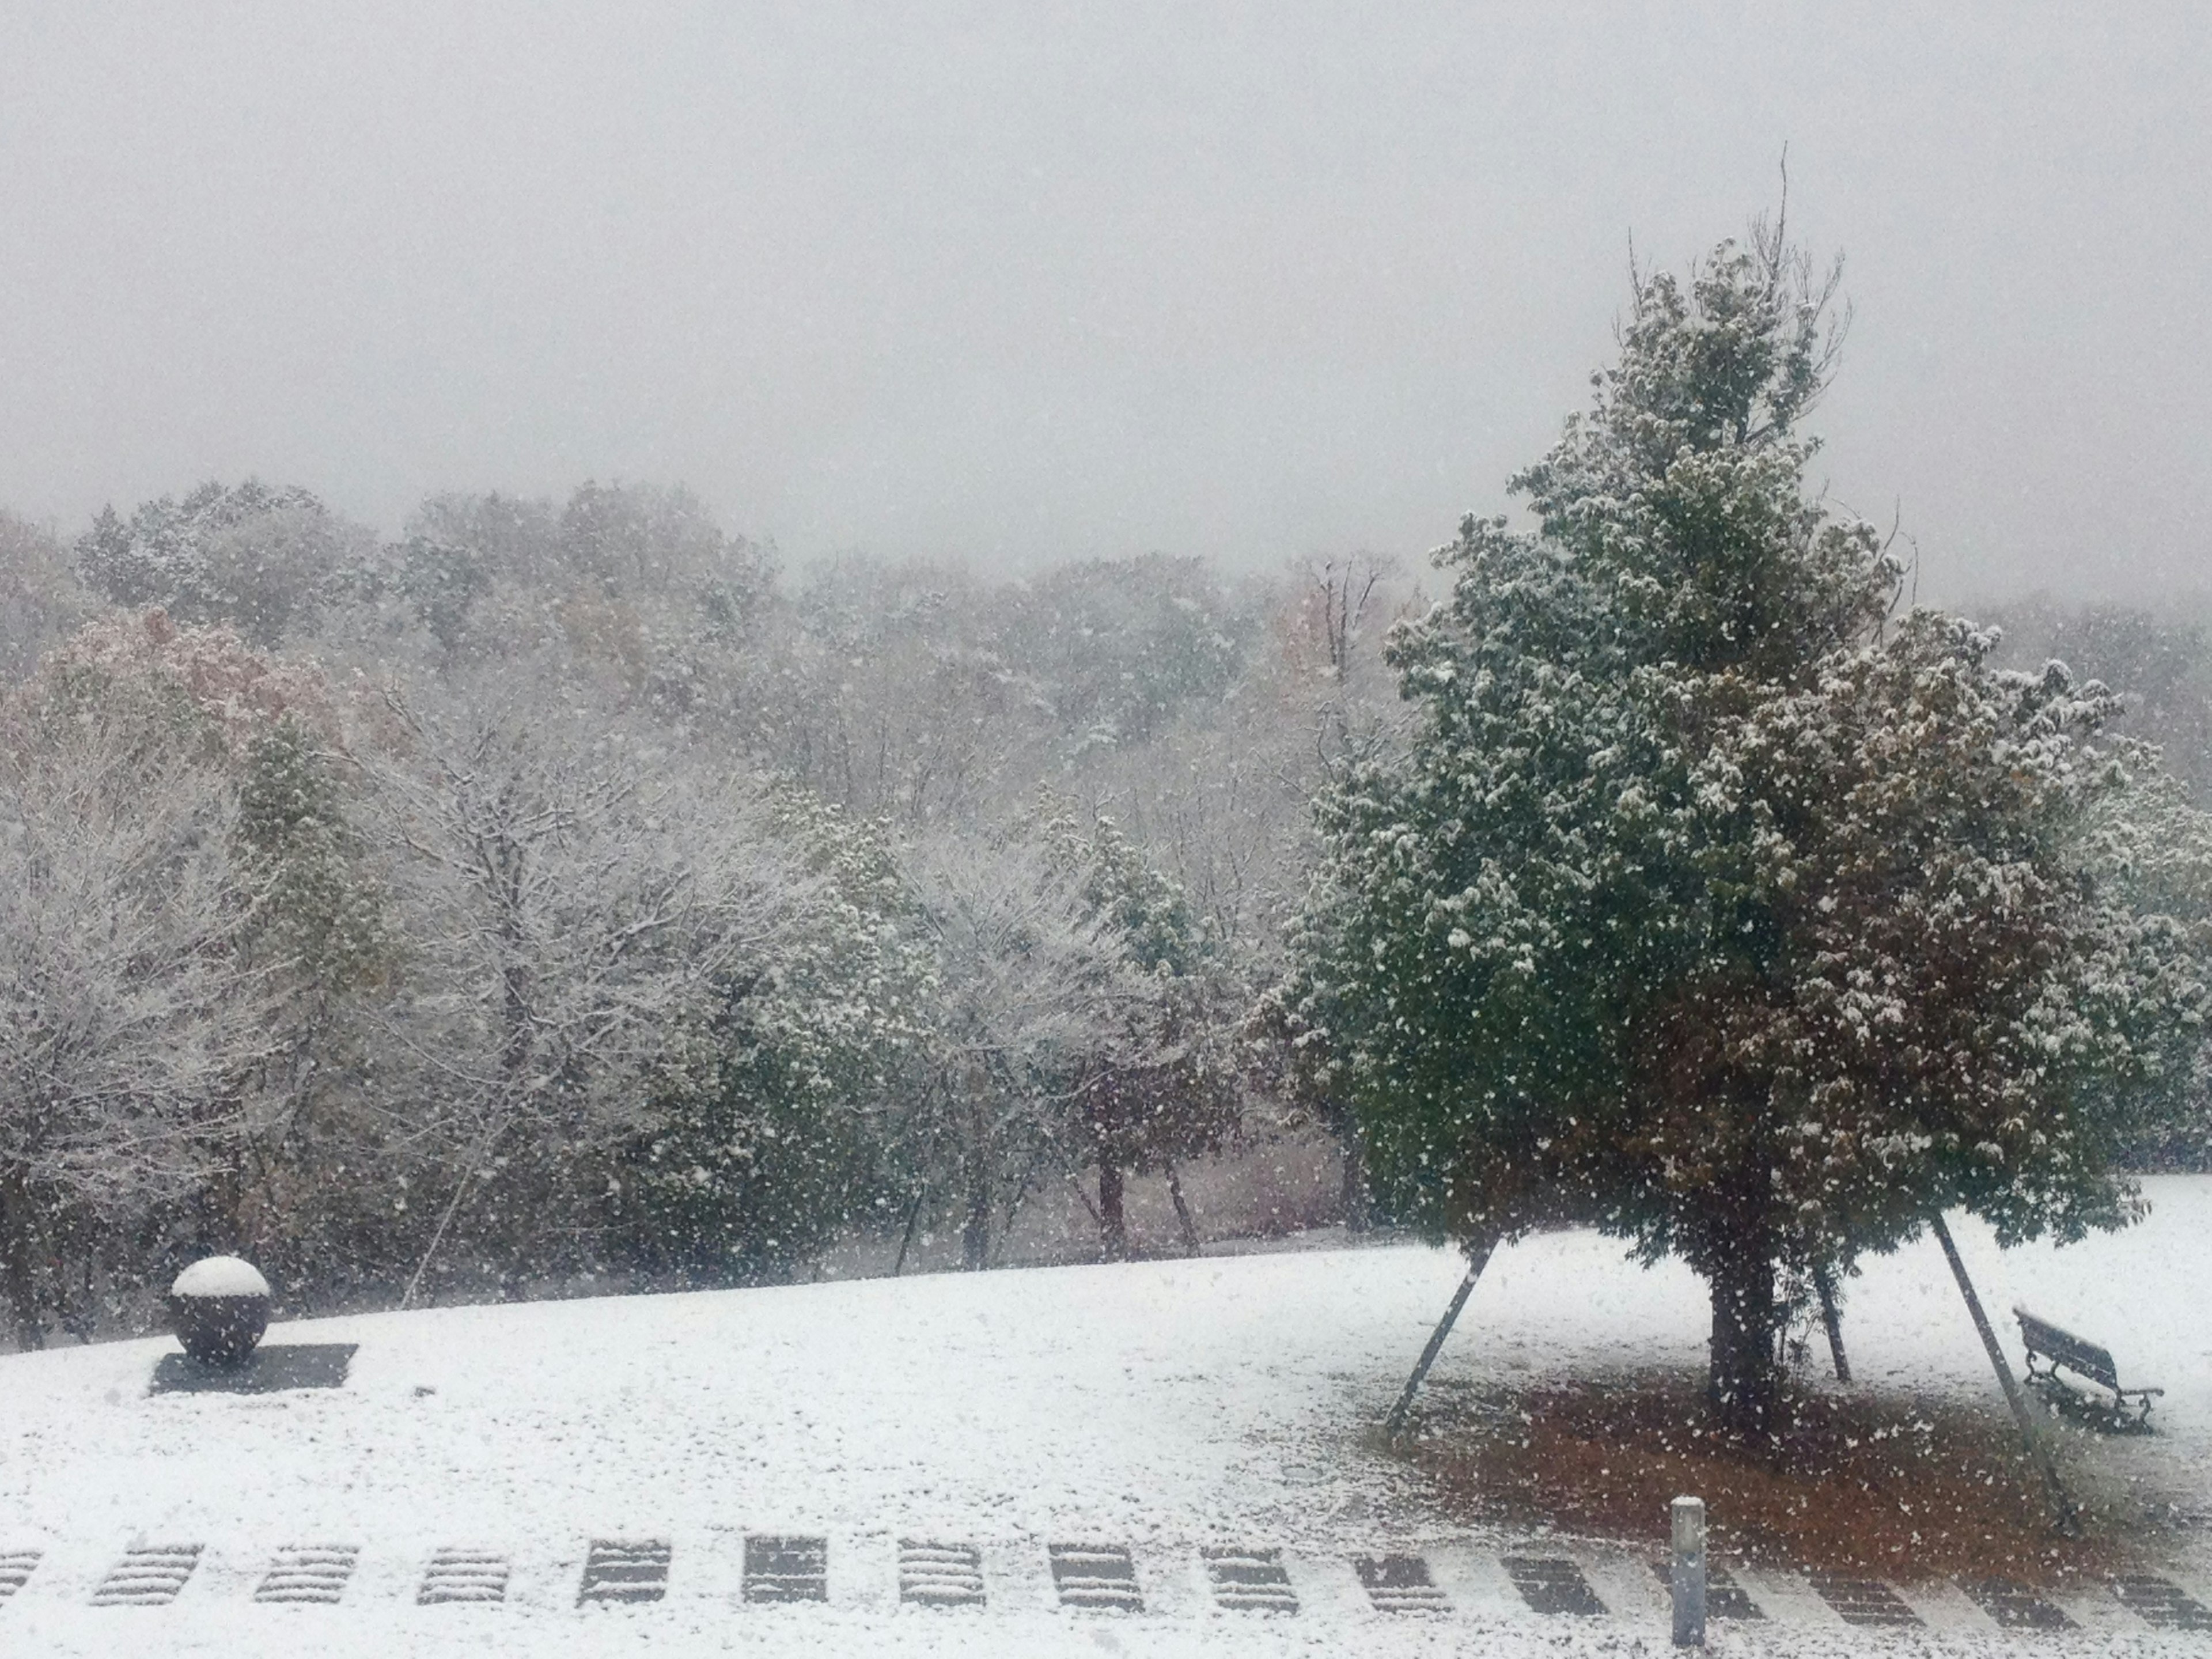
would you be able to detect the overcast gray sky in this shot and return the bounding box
[2,3,2206,603]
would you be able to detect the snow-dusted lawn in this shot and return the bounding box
[2,1178,2210,1656]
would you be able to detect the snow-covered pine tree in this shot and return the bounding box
[1287,222,2210,1434]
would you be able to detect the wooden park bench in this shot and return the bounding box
[2013,1305,2162,1430]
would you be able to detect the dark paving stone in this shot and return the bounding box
[2112,1574,2212,1631]
[418,1548,509,1605]
[0,1549,39,1601]
[254,1544,358,1604]
[90,1544,202,1607]
[1354,1553,1449,1613]
[1049,1543,1142,1612]
[1647,1558,1763,1620]
[578,1539,671,1605]
[744,1535,827,1604]
[1805,1571,1921,1627]
[149,1343,357,1395]
[1203,1546,1298,1613]
[1504,1555,1606,1616]
[1962,1577,2073,1630]
[897,1541,984,1608]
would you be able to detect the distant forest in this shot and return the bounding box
[1,480,2207,1349]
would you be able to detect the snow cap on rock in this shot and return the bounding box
[170,1255,271,1300]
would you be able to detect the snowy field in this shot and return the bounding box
[2,1179,2210,1657]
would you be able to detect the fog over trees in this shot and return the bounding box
[0,459,1417,1344]
[2,231,2210,1358]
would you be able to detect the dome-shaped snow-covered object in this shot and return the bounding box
[169,1255,272,1365]
[171,1255,272,1300]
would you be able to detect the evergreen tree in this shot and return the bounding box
[1039,793,1241,1256]
[612,788,929,1282]
[1287,224,2210,1433]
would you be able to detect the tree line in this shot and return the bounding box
[1,476,1408,1347]
[4,226,2211,1440]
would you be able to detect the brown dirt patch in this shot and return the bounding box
[1403,1373,2139,1587]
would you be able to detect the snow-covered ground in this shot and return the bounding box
[3,1178,2210,1657]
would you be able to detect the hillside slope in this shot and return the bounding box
[2,1181,2209,1656]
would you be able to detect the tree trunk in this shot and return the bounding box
[1339,1116,1370,1233]
[1706,1239,1780,1436]
[1812,1262,1851,1383]
[961,1162,991,1272]
[1097,1160,1128,1260]
[893,1188,925,1277]
[961,1078,992,1271]
[1165,1164,1200,1256]
[0,1169,46,1353]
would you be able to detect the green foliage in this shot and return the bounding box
[1036,790,1240,1181]
[611,790,928,1281]
[1009,555,1252,754]
[1989,601,2212,806]
[1039,790,1211,976]
[1288,228,2210,1408]
[236,718,388,989]
[2084,767,2212,1166]
[395,536,491,656]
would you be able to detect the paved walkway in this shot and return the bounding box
[6,1527,2211,1652]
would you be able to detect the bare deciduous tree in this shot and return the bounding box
[0,709,277,1348]
[371,681,819,1302]
[903,834,1165,1269]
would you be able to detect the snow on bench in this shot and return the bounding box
[1202,1546,1298,1612]
[0,1549,40,1602]
[897,1541,984,1607]
[743,1535,827,1604]
[1048,1543,1142,1612]
[417,1547,509,1604]
[2014,1305,2163,1428]
[1354,1553,1448,1613]
[90,1543,202,1607]
[253,1543,358,1604]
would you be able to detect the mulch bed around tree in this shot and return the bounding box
[1402,1373,2142,1587]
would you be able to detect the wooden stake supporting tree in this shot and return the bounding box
[1383,1234,1499,1438]
[1930,1213,2078,1536]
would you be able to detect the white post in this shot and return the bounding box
[1670,1495,1706,1647]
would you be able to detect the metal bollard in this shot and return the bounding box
[1670,1495,1706,1646]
